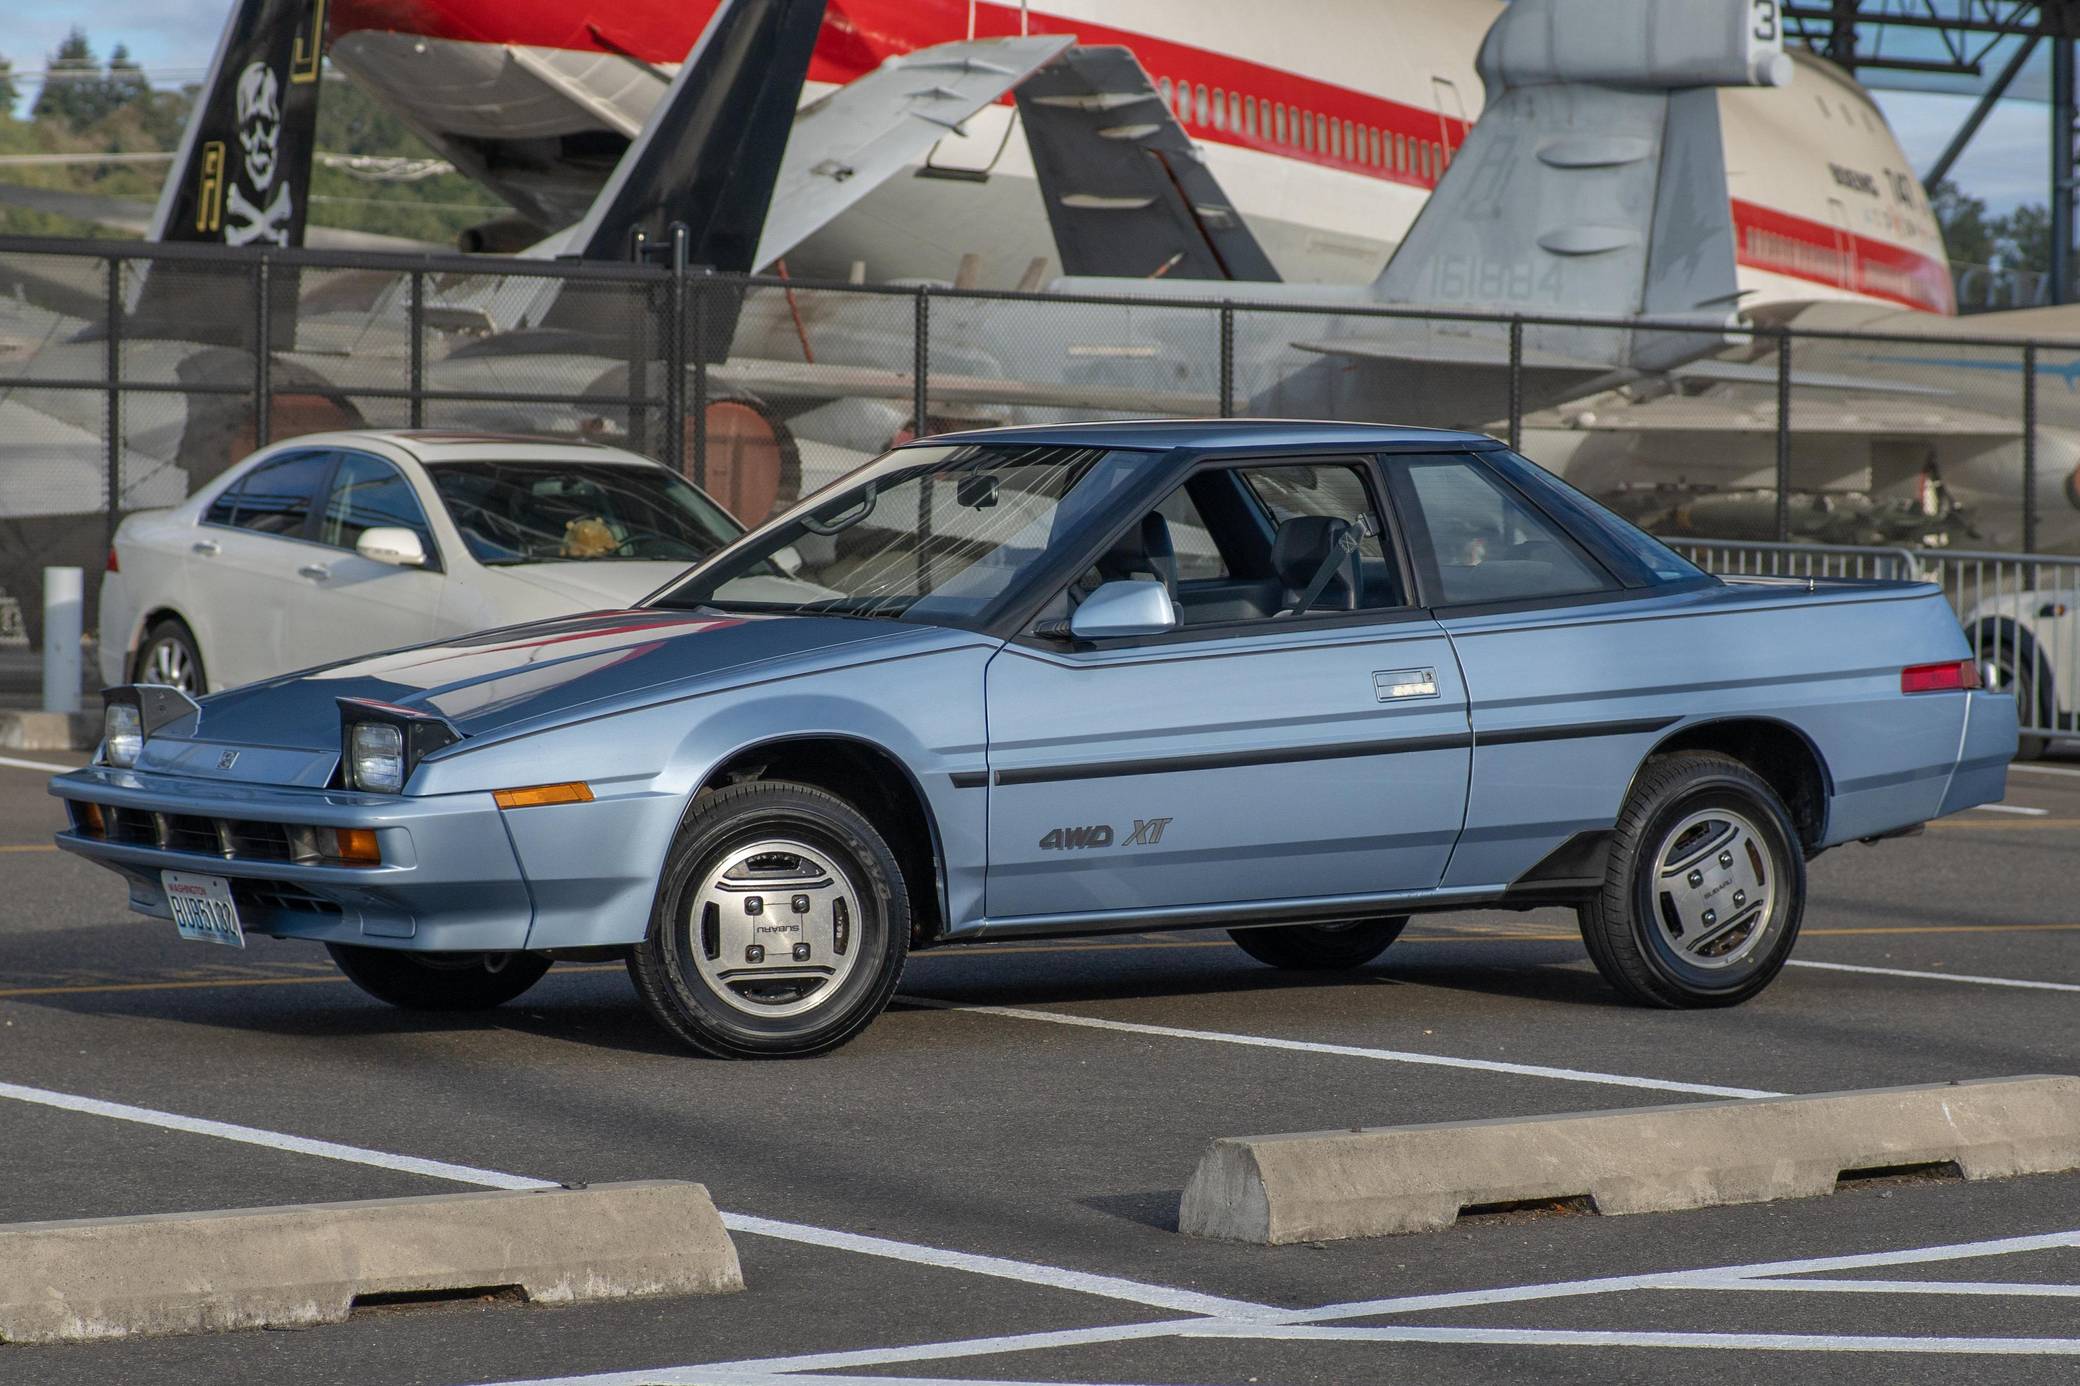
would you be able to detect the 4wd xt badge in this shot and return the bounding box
[1039,817,1174,851]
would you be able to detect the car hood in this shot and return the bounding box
[139,609,943,784]
[482,561,691,610]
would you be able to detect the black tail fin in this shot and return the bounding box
[1014,46,1279,282]
[148,0,328,249]
[559,0,828,267]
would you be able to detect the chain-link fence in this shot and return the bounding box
[6,234,2080,650]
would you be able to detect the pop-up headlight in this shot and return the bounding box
[99,684,202,769]
[337,698,463,795]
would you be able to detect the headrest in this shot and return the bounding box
[1271,514,1351,590]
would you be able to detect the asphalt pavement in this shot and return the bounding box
[3,749,2079,1384]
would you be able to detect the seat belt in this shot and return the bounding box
[1282,513,1378,616]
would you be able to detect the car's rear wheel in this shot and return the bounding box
[134,617,206,696]
[628,781,909,1058]
[326,944,552,1010]
[1229,917,1409,970]
[1579,751,1803,1008]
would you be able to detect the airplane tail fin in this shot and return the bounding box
[1014,46,1280,282]
[147,0,328,250]
[1370,0,1790,369]
[557,0,827,268]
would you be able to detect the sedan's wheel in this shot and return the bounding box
[1981,649,2048,761]
[1579,751,1803,1008]
[134,618,206,695]
[325,944,552,1011]
[1229,916,1408,970]
[629,781,909,1058]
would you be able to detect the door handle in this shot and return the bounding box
[1373,668,1440,701]
[190,540,219,556]
[297,564,330,582]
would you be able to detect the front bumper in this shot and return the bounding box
[49,765,534,951]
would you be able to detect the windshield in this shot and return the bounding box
[426,459,743,566]
[656,443,1147,627]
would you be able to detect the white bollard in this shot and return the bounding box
[41,566,82,715]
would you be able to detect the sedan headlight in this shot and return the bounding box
[348,722,406,794]
[103,702,143,768]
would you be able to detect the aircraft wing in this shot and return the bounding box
[1541,394,2020,440]
[753,34,1075,269]
[708,354,1216,415]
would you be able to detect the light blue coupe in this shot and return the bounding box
[52,422,2017,1056]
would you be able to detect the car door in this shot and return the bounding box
[276,449,444,672]
[185,448,336,687]
[1386,448,1709,890]
[981,455,1473,928]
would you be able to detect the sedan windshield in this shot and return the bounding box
[656,443,1147,627]
[426,460,742,565]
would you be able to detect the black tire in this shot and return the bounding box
[1579,751,1804,1009]
[133,617,207,696]
[326,944,551,1011]
[628,781,909,1058]
[1229,916,1409,970]
[1982,644,2048,761]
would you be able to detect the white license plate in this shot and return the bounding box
[162,871,245,949]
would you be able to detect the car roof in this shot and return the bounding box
[902,418,1500,453]
[256,429,659,466]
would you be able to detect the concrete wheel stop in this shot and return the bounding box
[0,1179,742,1343]
[1179,1075,2080,1244]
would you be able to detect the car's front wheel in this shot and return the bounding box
[628,781,909,1058]
[1229,916,1408,970]
[1579,751,1804,1008]
[326,945,551,1010]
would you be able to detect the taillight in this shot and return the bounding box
[105,546,119,573]
[1901,660,1982,694]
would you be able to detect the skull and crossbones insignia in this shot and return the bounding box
[226,61,292,245]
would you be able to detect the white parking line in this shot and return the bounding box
[0,1080,556,1190]
[1187,1324,2080,1355]
[1970,803,2051,816]
[900,997,1780,1099]
[1788,959,2080,993]
[2012,763,2080,779]
[1689,1278,2080,1298]
[0,753,77,774]
[0,1079,1278,1323]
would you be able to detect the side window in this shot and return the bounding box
[226,451,331,537]
[203,475,245,526]
[1154,486,1227,581]
[1402,457,1613,606]
[320,452,435,559]
[1237,462,1392,576]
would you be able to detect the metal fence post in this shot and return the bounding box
[665,230,688,478]
[253,256,272,448]
[1507,316,1523,451]
[691,273,709,488]
[1774,327,1792,543]
[2023,339,2039,556]
[913,285,930,437]
[103,256,121,552]
[407,269,425,429]
[1219,302,1235,417]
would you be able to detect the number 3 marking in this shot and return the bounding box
[1753,0,1779,42]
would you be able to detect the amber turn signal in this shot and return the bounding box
[493,782,595,810]
[331,827,382,865]
[74,801,105,837]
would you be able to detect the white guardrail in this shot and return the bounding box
[1677,539,2080,749]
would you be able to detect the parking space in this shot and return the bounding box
[4,757,2080,1383]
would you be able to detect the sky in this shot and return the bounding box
[0,0,2064,216]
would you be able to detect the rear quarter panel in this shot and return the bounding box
[1440,581,1979,887]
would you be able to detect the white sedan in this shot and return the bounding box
[100,430,746,694]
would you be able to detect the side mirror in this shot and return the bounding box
[1069,579,1177,640]
[355,527,427,568]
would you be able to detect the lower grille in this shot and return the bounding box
[229,880,343,919]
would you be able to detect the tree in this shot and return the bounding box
[31,27,101,127]
[1928,178,1994,267]
[0,56,19,117]
[106,45,148,107]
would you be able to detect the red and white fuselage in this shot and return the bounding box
[326,0,1955,313]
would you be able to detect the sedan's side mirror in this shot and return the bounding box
[356,527,427,568]
[1069,579,1177,640]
